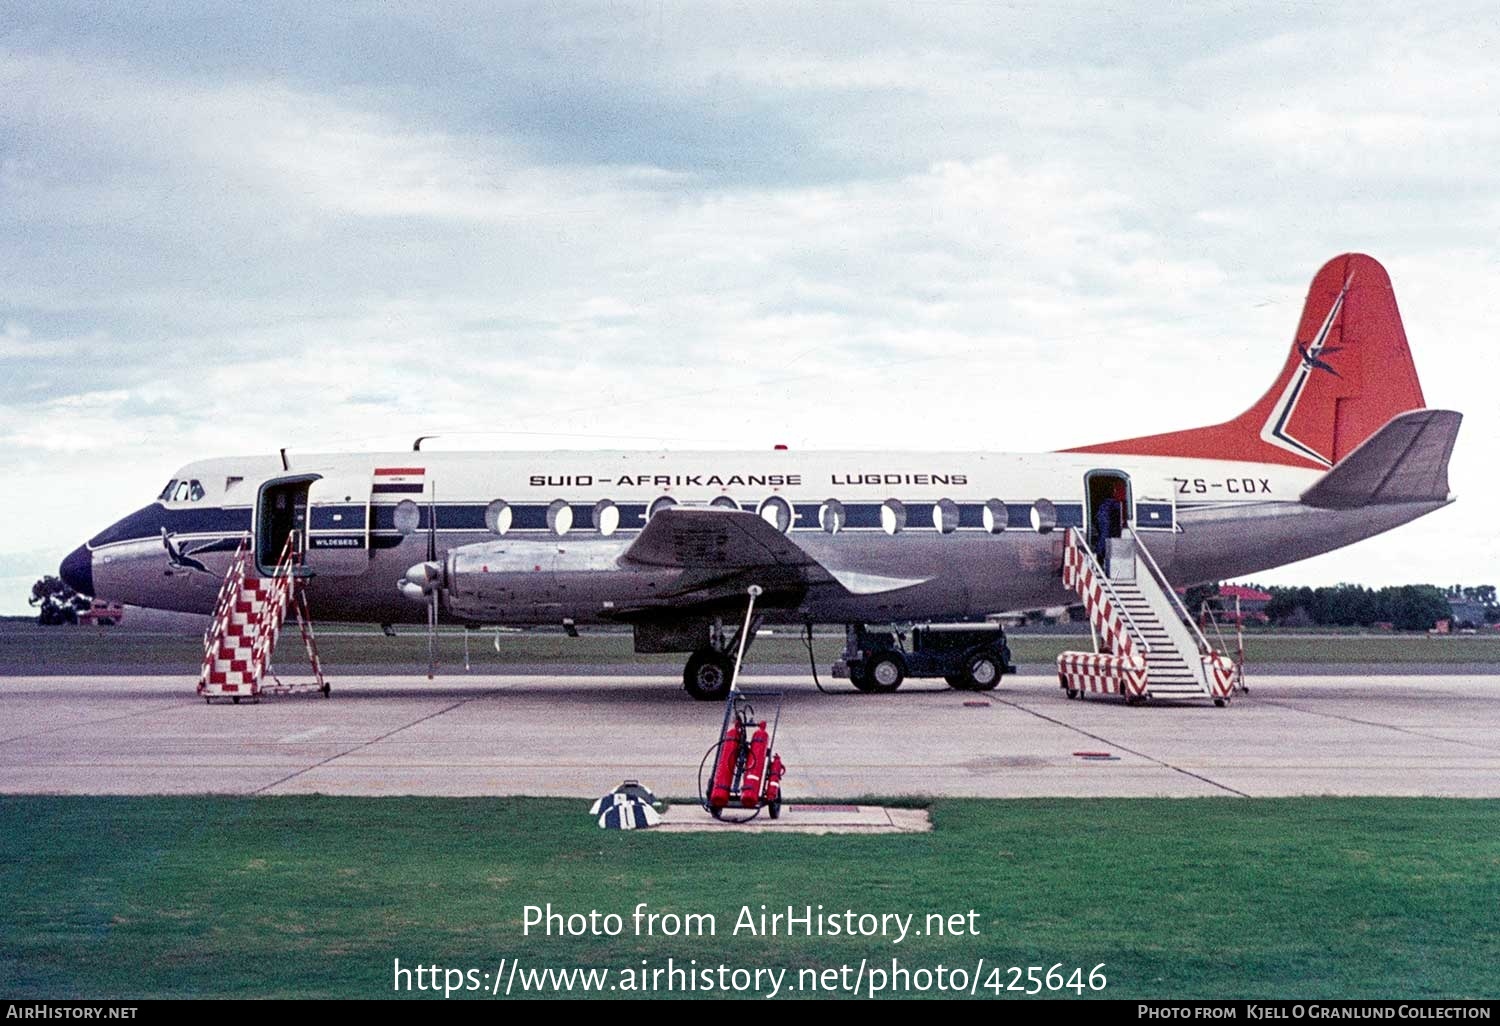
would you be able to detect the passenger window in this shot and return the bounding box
[881,499,906,535]
[547,499,573,536]
[933,498,959,534]
[595,500,620,536]
[1030,499,1057,533]
[395,499,422,535]
[759,496,793,533]
[484,500,512,535]
[819,499,845,534]
[983,499,1007,533]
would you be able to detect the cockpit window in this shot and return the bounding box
[159,478,207,503]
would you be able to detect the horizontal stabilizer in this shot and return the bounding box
[1300,409,1461,509]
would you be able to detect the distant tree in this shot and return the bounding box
[1381,585,1452,631]
[1279,605,1315,628]
[29,575,88,626]
[1261,582,1451,631]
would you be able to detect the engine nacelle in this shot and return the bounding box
[439,538,677,623]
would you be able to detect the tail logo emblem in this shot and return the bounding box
[1259,272,1354,467]
[1296,341,1343,378]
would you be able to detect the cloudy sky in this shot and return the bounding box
[3,1,1497,613]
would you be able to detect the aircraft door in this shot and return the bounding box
[255,475,315,576]
[1084,470,1132,547]
[304,472,373,576]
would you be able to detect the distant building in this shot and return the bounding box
[1447,597,1489,629]
[1217,584,1272,623]
[77,600,125,626]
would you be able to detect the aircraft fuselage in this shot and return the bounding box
[67,448,1448,626]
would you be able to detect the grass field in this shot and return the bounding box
[3,621,1500,674]
[2,796,1497,999]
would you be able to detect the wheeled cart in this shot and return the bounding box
[699,688,786,822]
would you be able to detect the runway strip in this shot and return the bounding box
[1,674,1497,798]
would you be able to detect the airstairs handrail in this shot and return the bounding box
[1064,527,1151,655]
[1129,528,1217,657]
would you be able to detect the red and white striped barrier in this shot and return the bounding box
[1057,650,1149,697]
[1202,652,1238,699]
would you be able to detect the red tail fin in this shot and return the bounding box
[1065,253,1427,468]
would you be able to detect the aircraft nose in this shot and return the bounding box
[59,545,94,596]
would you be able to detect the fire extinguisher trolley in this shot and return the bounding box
[698,586,788,822]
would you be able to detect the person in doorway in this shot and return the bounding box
[1094,485,1125,576]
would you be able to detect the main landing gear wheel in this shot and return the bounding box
[684,647,735,701]
[861,655,905,694]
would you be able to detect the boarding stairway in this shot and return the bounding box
[1057,527,1240,706]
[198,537,327,703]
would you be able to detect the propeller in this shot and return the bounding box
[425,490,438,679]
[396,493,443,680]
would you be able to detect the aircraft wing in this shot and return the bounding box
[1300,409,1462,509]
[616,506,929,599]
[617,506,817,570]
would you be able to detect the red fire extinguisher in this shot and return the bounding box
[709,719,742,808]
[765,754,785,806]
[740,721,770,807]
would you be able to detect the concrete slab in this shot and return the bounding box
[656,804,932,834]
[1,674,1498,798]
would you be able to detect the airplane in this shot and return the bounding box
[58,253,1461,699]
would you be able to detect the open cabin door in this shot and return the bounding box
[255,475,314,576]
[304,472,373,576]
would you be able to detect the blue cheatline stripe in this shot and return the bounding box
[89,505,252,547]
[90,496,1106,549]
[309,506,367,530]
[1137,502,1175,528]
